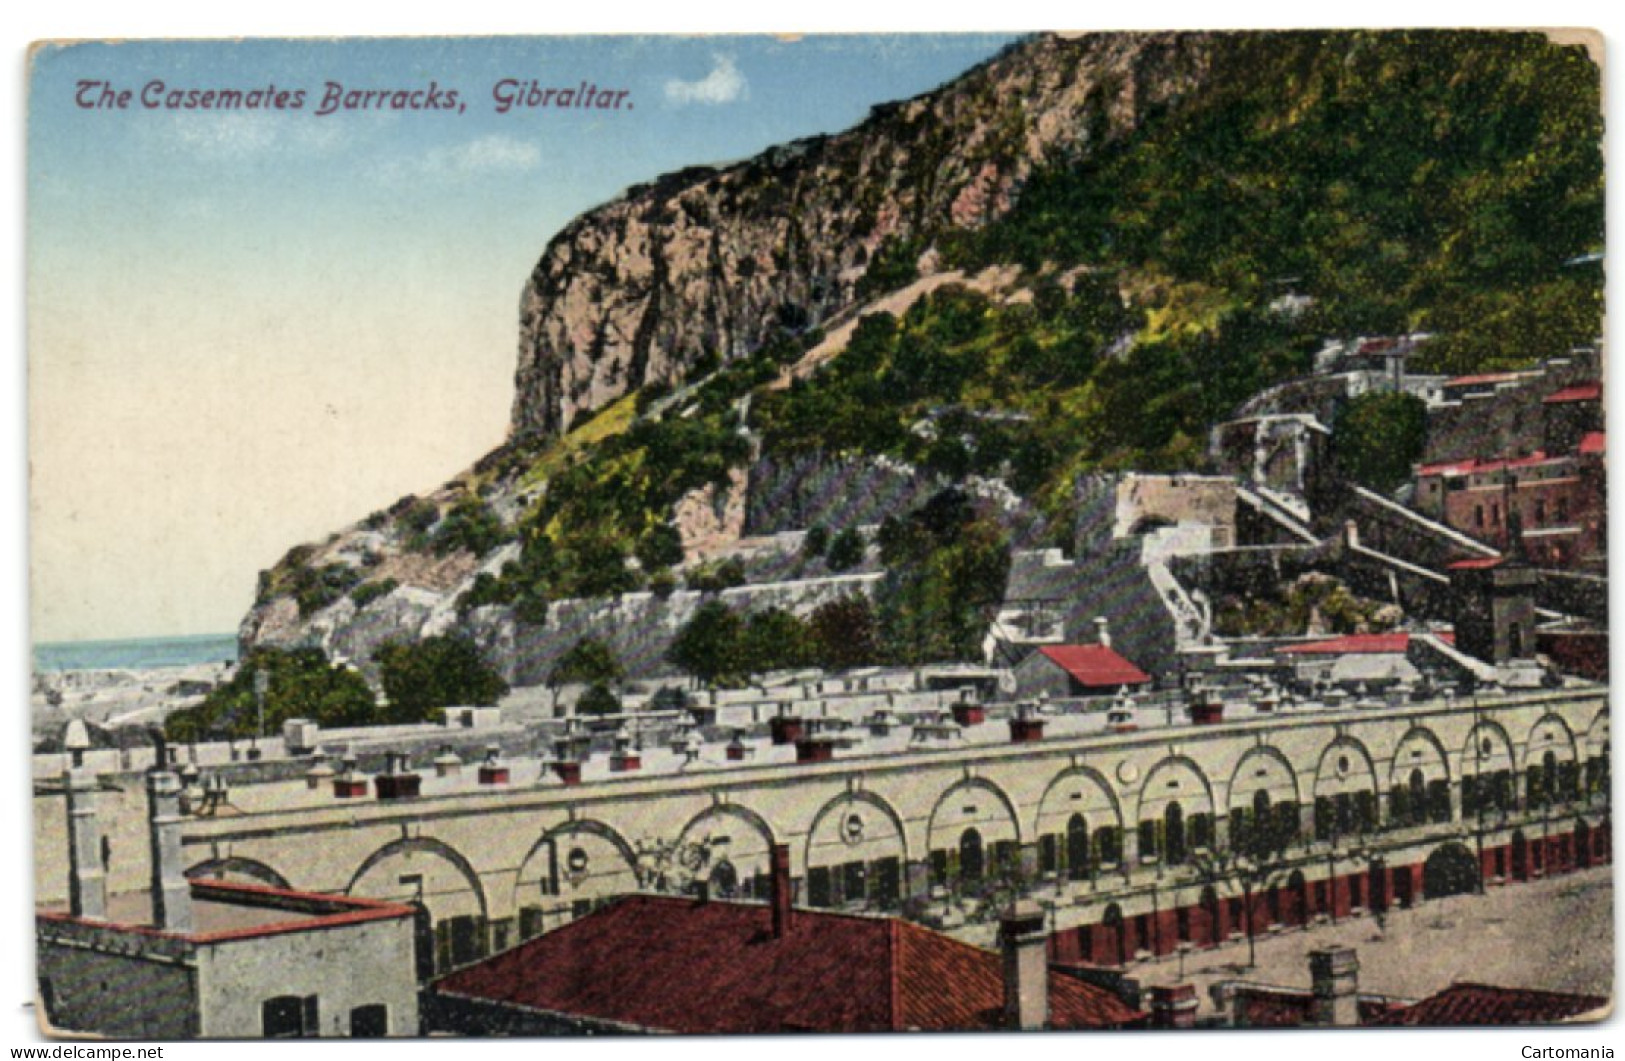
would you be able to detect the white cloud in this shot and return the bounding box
[664,55,748,106]
[419,135,542,176]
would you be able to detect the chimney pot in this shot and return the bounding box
[146,768,193,933]
[1310,947,1360,1027]
[1000,900,1049,1031]
[770,844,793,939]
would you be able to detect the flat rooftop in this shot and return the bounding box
[38,880,414,942]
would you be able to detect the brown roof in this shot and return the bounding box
[1371,983,1609,1026]
[432,895,1143,1033]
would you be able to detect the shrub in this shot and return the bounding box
[350,578,399,610]
[374,635,508,723]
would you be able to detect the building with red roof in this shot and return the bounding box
[429,849,1143,1035]
[1370,983,1608,1026]
[1013,633,1153,702]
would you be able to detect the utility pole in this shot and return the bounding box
[254,668,269,741]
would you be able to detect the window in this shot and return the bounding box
[1535,500,1547,525]
[807,865,833,907]
[349,1005,388,1038]
[871,857,901,909]
[1474,505,1485,528]
[262,995,318,1039]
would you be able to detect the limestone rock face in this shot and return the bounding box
[510,32,1218,438]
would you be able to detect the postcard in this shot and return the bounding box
[26,29,1610,1039]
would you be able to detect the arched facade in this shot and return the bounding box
[347,836,488,973]
[1136,756,1215,866]
[926,777,1021,891]
[1388,727,1452,829]
[185,856,290,890]
[513,819,640,941]
[1312,737,1380,841]
[1033,767,1122,882]
[1228,746,1301,856]
[804,790,909,911]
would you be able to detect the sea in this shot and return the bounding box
[32,633,239,673]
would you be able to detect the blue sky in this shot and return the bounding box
[27,34,1017,641]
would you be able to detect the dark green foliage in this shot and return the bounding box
[430,497,508,557]
[1333,392,1430,494]
[856,236,923,301]
[824,528,866,572]
[289,563,361,617]
[806,595,882,671]
[548,637,627,693]
[668,600,745,686]
[399,498,441,551]
[374,635,509,723]
[686,557,746,594]
[801,525,830,560]
[955,31,1602,372]
[350,578,399,610]
[576,682,622,716]
[636,523,686,571]
[740,608,811,676]
[554,533,641,599]
[164,647,377,742]
[457,571,517,616]
[876,490,1012,665]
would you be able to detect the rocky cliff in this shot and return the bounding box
[511,32,1217,437]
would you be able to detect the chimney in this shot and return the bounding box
[769,843,793,939]
[62,724,107,920]
[1148,984,1199,1029]
[146,768,193,933]
[1000,900,1049,1031]
[1309,947,1360,1027]
[1094,616,1112,648]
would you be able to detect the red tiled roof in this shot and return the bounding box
[1445,371,1528,388]
[1542,382,1602,404]
[432,895,1142,1033]
[1416,451,1561,477]
[1278,632,1453,656]
[1578,431,1605,456]
[1370,983,1608,1026]
[1448,557,1504,570]
[1036,645,1151,688]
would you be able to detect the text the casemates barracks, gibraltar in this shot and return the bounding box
[73,80,634,115]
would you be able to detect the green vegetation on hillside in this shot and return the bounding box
[375,635,509,720]
[165,647,377,742]
[949,31,1602,373]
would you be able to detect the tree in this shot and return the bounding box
[374,635,508,723]
[801,525,830,561]
[547,637,626,714]
[740,608,811,677]
[1188,816,1295,969]
[1333,392,1429,495]
[668,600,745,687]
[825,528,866,572]
[164,646,376,743]
[575,682,622,717]
[807,595,882,671]
[635,523,686,571]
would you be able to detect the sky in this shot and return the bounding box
[26,33,1018,643]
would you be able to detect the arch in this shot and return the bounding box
[805,789,911,868]
[1313,736,1379,795]
[1524,713,1579,770]
[185,856,291,890]
[1034,765,1122,839]
[1584,708,1609,752]
[1459,719,1517,776]
[525,818,640,874]
[679,802,777,850]
[1137,755,1216,820]
[1388,725,1453,789]
[347,836,488,920]
[1228,745,1302,808]
[513,819,640,937]
[927,776,1024,848]
[804,790,909,910]
[1422,843,1480,900]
